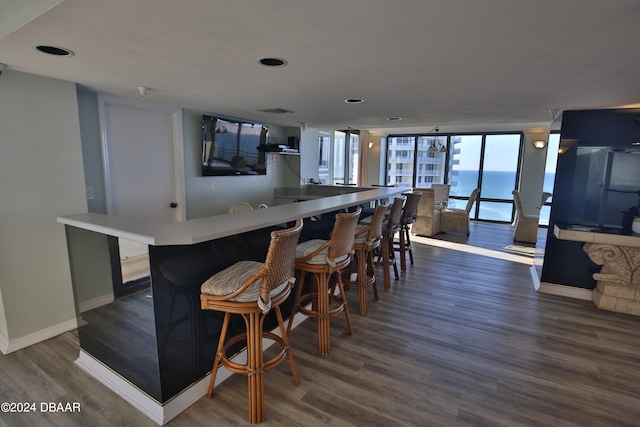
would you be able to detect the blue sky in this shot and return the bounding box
[455,133,559,173]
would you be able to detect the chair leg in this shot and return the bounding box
[379,238,391,289]
[404,226,414,265]
[208,312,230,398]
[376,235,398,289]
[287,270,307,336]
[245,312,265,424]
[333,272,353,336]
[357,249,368,315]
[389,236,399,281]
[316,272,331,355]
[275,306,300,386]
[398,227,407,271]
[367,249,379,302]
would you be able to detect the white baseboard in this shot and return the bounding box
[78,293,114,313]
[76,351,181,425]
[0,331,8,354]
[536,281,593,301]
[529,265,541,291]
[75,307,309,425]
[1,317,78,355]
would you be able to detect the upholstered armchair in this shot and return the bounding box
[512,190,541,244]
[411,188,441,237]
[432,184,450,206]
[440,188,480,236]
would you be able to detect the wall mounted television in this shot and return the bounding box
[202,115,268,176]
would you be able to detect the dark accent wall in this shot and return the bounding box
[541,108,640,289]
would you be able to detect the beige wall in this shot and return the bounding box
[182,109,293,218]
[0,70,87,351]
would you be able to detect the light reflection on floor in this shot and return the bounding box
[411,234,536,265]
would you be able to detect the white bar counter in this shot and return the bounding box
[58,186,402,425]
[58,187,401,245]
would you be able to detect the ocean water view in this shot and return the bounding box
[450,170,554,223]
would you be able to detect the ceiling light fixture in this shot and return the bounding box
[34,45,74,57]
[258,57,287,67]
[387,117,402,121]
[426,126,447,153]
[344,98,363,104]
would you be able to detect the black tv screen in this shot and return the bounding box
[202,115,268,176]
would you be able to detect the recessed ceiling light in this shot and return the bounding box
[345,98,364,104]
[387,117,402,121]
[258,57,287,67]
[34,45,74,57]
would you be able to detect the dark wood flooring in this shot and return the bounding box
[2,222,640,426]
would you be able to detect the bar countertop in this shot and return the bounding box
[57,187,403,246]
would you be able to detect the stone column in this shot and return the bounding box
[584,243,640,315]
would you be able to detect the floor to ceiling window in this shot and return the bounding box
[448,135,481,198]
[318,131,330,184]
[331,130,360,185]
[539,132,560,225]
[386,135,447,189]
[476,134,522,222]
[333,131,346,185]
[347,131,360,185]
[387,131,524,223]
[319,130,360,186]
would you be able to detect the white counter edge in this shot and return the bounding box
[58,187,404,246]
[554,224,640,248]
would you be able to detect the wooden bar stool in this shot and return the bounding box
[343,203,388,315]
[375,196,405,289]
[287,208,360,355]
[200,219,303,424]
[396,191,422,271]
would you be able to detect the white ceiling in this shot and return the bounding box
[2,0,640,134]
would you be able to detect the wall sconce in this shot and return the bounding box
[368,141,374,149]
[532,140,547,149]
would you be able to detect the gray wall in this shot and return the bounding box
[77,89,107,213]
[0,69,550,351]
[0,70,87,346]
